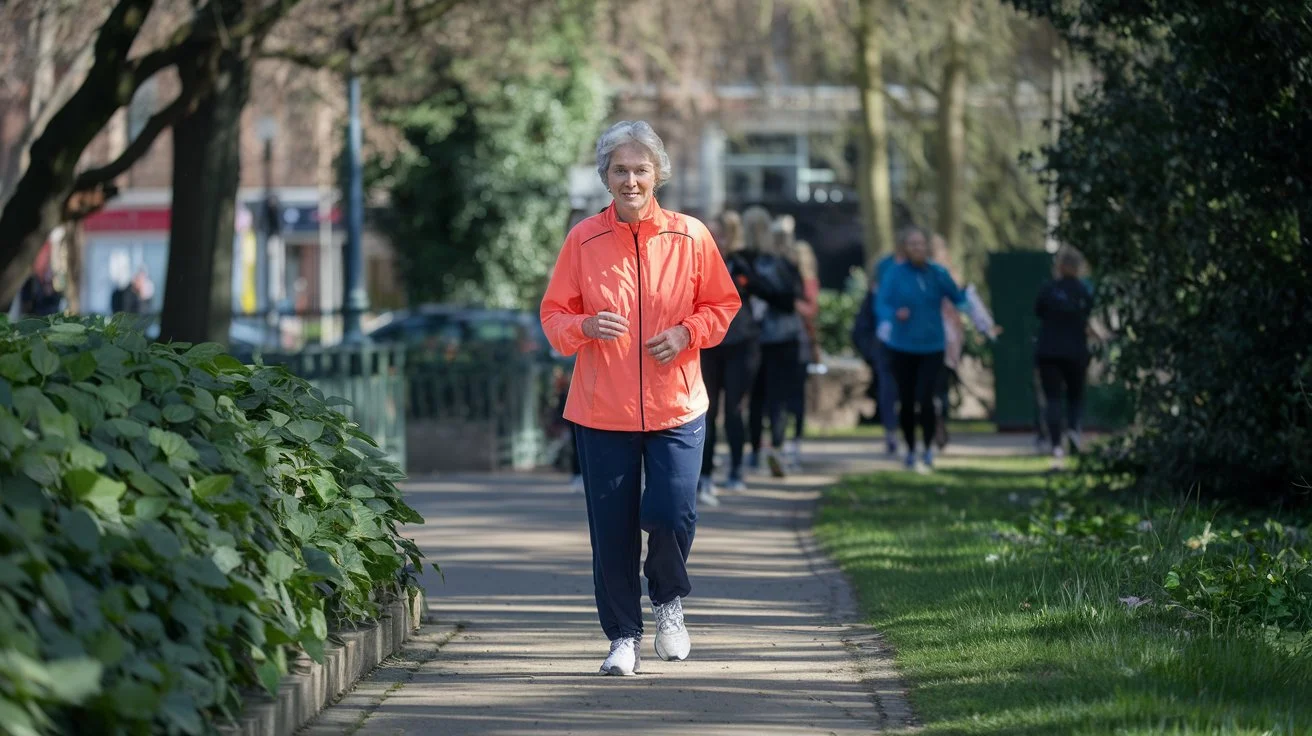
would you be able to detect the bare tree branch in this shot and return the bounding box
[258,46,352,71]
[403,0,464,27]
[72,85,207,191]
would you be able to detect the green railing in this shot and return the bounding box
[405,351,560,471]
[247,342,564,474]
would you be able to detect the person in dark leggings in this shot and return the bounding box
[877,226,998,471]
[785,238,821,471]
[1034,247,1093,468]
[699,211,761,499]
[743,208,803,478]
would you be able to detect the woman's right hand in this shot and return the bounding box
[582,311,629,340]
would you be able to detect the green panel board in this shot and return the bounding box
[986,251,1130,432]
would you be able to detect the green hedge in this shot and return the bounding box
[0,317,428,735]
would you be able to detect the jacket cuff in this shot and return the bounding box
[679,320,702,350]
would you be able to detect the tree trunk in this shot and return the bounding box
[936,0,969,257]
[63,222,83,313]
[1043,23,1065,253]
[854,0,895,269]
[0,0,154,306]
[157,47,249,345]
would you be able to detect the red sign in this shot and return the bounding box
[84,207,171,233]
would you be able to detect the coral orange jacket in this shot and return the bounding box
[540,199,741,432]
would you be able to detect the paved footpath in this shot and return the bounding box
[302,437,1034,735]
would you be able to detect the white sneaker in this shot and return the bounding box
[1065,430,1084,455]
[784,440,802,471]
[1051,446,1066,471]
[569,474,585,493]
[722,476,747,492]
[653,597,691,661]
[697,477,720,507]
[765,448,786,478]
[600,636,641,676]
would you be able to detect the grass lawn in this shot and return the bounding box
[811,419,997,439]
[815,457,1312,735]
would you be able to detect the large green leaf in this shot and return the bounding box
[108,679,160,717]
[308,471,339,502]
[65,469,127,515]
[46,384,104,427]
[40,572,73,617]
[131,496,171,521]
[63,351,98,382]
[37,405,78,439]
[61,508,101,554]
[0,696,40,736]
[20,451,61,487]
[301,546,345,583]
[287,512,317,541]
[12,385,56,421]
[147,427,199,463]
[95,383,132,411]
[106,417,147,439]
[68,442,108,470]
[127,470,167,496]
[211,546,242,575]
[28,341,60,376]
[256,658,282,696]
[162,404,196,424]
[193,474,233,500]
[308,606,328,640]
[139,522,183,559]
[160,691,204,735]
[265,550,296,583]
[43,657,104,704]
[301,634,326,664]
[185,386,217,414]
[348,484,377,499]
[0,410,28,450]
[286,418,324,443]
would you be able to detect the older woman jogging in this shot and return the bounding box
[540,121,741,676]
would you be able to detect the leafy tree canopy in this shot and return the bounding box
[1009,0,1312,505]
[369,1,604,308]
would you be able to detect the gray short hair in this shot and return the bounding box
[596,121,672,189]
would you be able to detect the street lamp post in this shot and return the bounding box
[256,115,282,345]
[341,43,369,343]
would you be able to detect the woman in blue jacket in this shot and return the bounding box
[876,227,995,471]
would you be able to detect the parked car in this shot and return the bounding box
[366,304,551,362]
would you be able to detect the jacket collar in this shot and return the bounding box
[604,197,671,238]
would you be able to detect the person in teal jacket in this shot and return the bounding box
[876,226,995,471]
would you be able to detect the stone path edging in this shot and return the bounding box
[218,593,425,736]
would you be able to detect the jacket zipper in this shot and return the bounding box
[627,232,642,430]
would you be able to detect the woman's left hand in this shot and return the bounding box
[645,326,691,366]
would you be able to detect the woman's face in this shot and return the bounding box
[607,142,657,222]
[903,231,929,265]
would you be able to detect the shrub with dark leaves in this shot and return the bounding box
[0,316,427,735]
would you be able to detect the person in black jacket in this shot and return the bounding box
[741,207,803,478]
[698,211,760,499]
[1034,247,1094,466]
